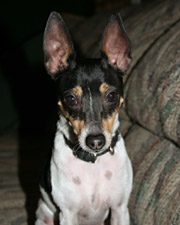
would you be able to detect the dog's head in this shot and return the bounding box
[43,12,131,154]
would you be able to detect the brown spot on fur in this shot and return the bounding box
[99,83,109,93]
[73,85,82,96]
[58,100,85,136]
[73,176,81,185]
[105,170,112,180]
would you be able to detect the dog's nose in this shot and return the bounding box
[86,134,105,150]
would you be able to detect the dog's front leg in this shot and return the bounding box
[110,205,130,225]
[60,209,79,225]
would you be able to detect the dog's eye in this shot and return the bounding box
[64,95,77,106]
[106,92,118,102]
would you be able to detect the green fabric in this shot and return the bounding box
[125,20,180,146]
[126,125,180,225]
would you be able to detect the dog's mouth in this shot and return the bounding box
[63,127,119,163]
[65,111,121,154]
[72,142,108,155]
[61,115,120,162]
[69,134,111,155]
[66,123,111,153]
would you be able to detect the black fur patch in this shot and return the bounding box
[40,151,52,194]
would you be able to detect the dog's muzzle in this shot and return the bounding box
[63,130,119,163]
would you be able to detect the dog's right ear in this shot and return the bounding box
[43,12,76,78]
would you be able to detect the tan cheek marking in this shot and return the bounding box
[102,110,118,134]
[99,83,109,93]
[69,119,85,136]
[58,100,85,136]
[73,85,82,96]
[58,100,69,118]
[102,97,123,134]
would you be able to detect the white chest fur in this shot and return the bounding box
[50,132,132,225]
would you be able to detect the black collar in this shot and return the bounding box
[63,130,120,163]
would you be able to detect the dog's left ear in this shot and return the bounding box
[101,13,131,73]
[43,11,75,78]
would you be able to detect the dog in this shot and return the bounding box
[35,11,133,225]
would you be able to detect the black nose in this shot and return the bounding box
[86,134,105,150]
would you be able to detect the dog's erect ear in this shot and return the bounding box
[101,13,131,73]
[43,11,75,77]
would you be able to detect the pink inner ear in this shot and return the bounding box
[45,39,68,74]
[44,20,72,74]
[110,50,131,72]
[102,20,131,72]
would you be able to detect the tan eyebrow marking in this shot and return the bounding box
[99,83,109,93]
[73,85,82,96]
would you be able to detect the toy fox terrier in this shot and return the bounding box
[35,11,133,225]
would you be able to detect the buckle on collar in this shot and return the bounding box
[109,146,114,155]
